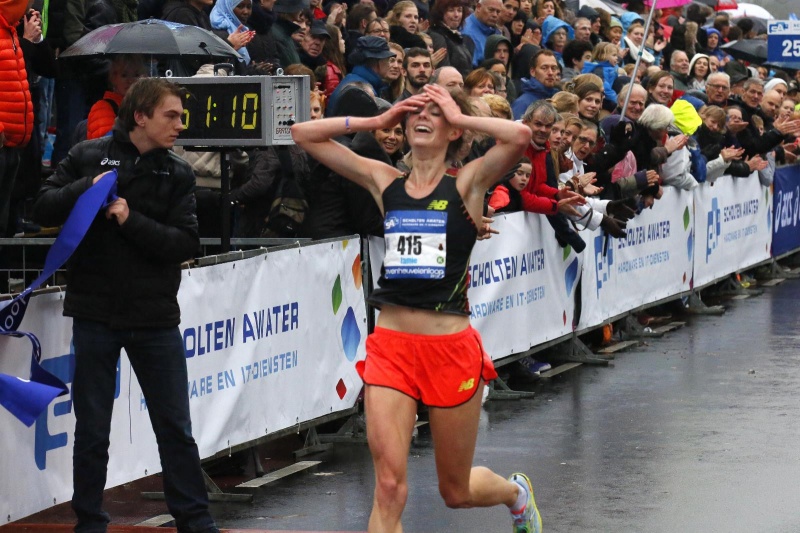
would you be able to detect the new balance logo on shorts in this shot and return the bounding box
[458,378,475,392]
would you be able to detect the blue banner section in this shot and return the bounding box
[767,21,800,62]
[0,170,118,426]
[773,165,800,257]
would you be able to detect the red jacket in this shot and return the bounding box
[520,141,559,215]
[323,61,343,98]
[0,0,33,148]
[87,91,124,140]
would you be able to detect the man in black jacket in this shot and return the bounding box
[33,78,219,533]
[731,78,800,159]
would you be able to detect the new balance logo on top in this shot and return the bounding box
[428,200,448,210]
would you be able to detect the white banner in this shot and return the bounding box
[579,187,695,329]
[468,212,581,359]
[0,239,367,522]
[693,175,772,287]
[369,212,581,360]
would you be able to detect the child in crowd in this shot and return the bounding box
[751,115,776,186]
[582,42,619,111]
[488,157,532,214]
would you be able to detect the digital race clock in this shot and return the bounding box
[168,75,310,147]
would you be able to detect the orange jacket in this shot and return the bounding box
[87,91,124,140]
[0,0,33,148]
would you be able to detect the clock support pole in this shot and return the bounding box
[220,149,231,253]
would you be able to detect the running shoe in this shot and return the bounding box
[529,361,551,374]
[509,472,542,533]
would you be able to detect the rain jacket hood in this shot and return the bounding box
[542,15,574,46]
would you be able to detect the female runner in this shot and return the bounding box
[292,83,541,533]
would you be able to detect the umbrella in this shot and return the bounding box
[720,38,767,62]
[644,0,692,9]
[730,15,769,35]
[720,2,773,20]
[764,61,800,72]
[60,19,241,60]
[578,0,628,16]
[694,0,738,10]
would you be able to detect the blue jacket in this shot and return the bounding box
[327,65,388,116]
[582,60,618,106]
[511,77,558,120]
[462,13,500,68]
[542,16,574,68]
[542,16,574,48]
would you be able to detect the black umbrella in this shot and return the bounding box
[720,38,767,62]
[60,19,241,60]
[731,15,768,35]
[764,61,800,73]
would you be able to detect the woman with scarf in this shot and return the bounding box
[387,0,427,49]
[209,0,280,73]
[623,21,655,67]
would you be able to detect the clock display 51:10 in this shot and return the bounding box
[180,85,263,140]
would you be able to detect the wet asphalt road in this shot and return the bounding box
[211,278,800,533]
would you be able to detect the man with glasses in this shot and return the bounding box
[735,78,800,158]
[560,121,634,238]
[706,72,731,107]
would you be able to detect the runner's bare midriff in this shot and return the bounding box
[376,303,471,336]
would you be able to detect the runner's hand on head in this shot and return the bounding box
[374,94,430,130]
[423,84,464,125]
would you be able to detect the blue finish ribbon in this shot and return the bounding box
[0,170,118,426]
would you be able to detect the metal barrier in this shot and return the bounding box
[0,237,311,297]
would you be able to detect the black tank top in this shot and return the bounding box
[369,174,478,316]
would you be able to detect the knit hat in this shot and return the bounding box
[688,53,710,78]
[764,78,788,93]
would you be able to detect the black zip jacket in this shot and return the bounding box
[32,125,200,328]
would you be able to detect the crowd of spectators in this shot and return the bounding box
[3,0,800,291]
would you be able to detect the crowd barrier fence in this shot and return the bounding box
[2,167,800,522]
